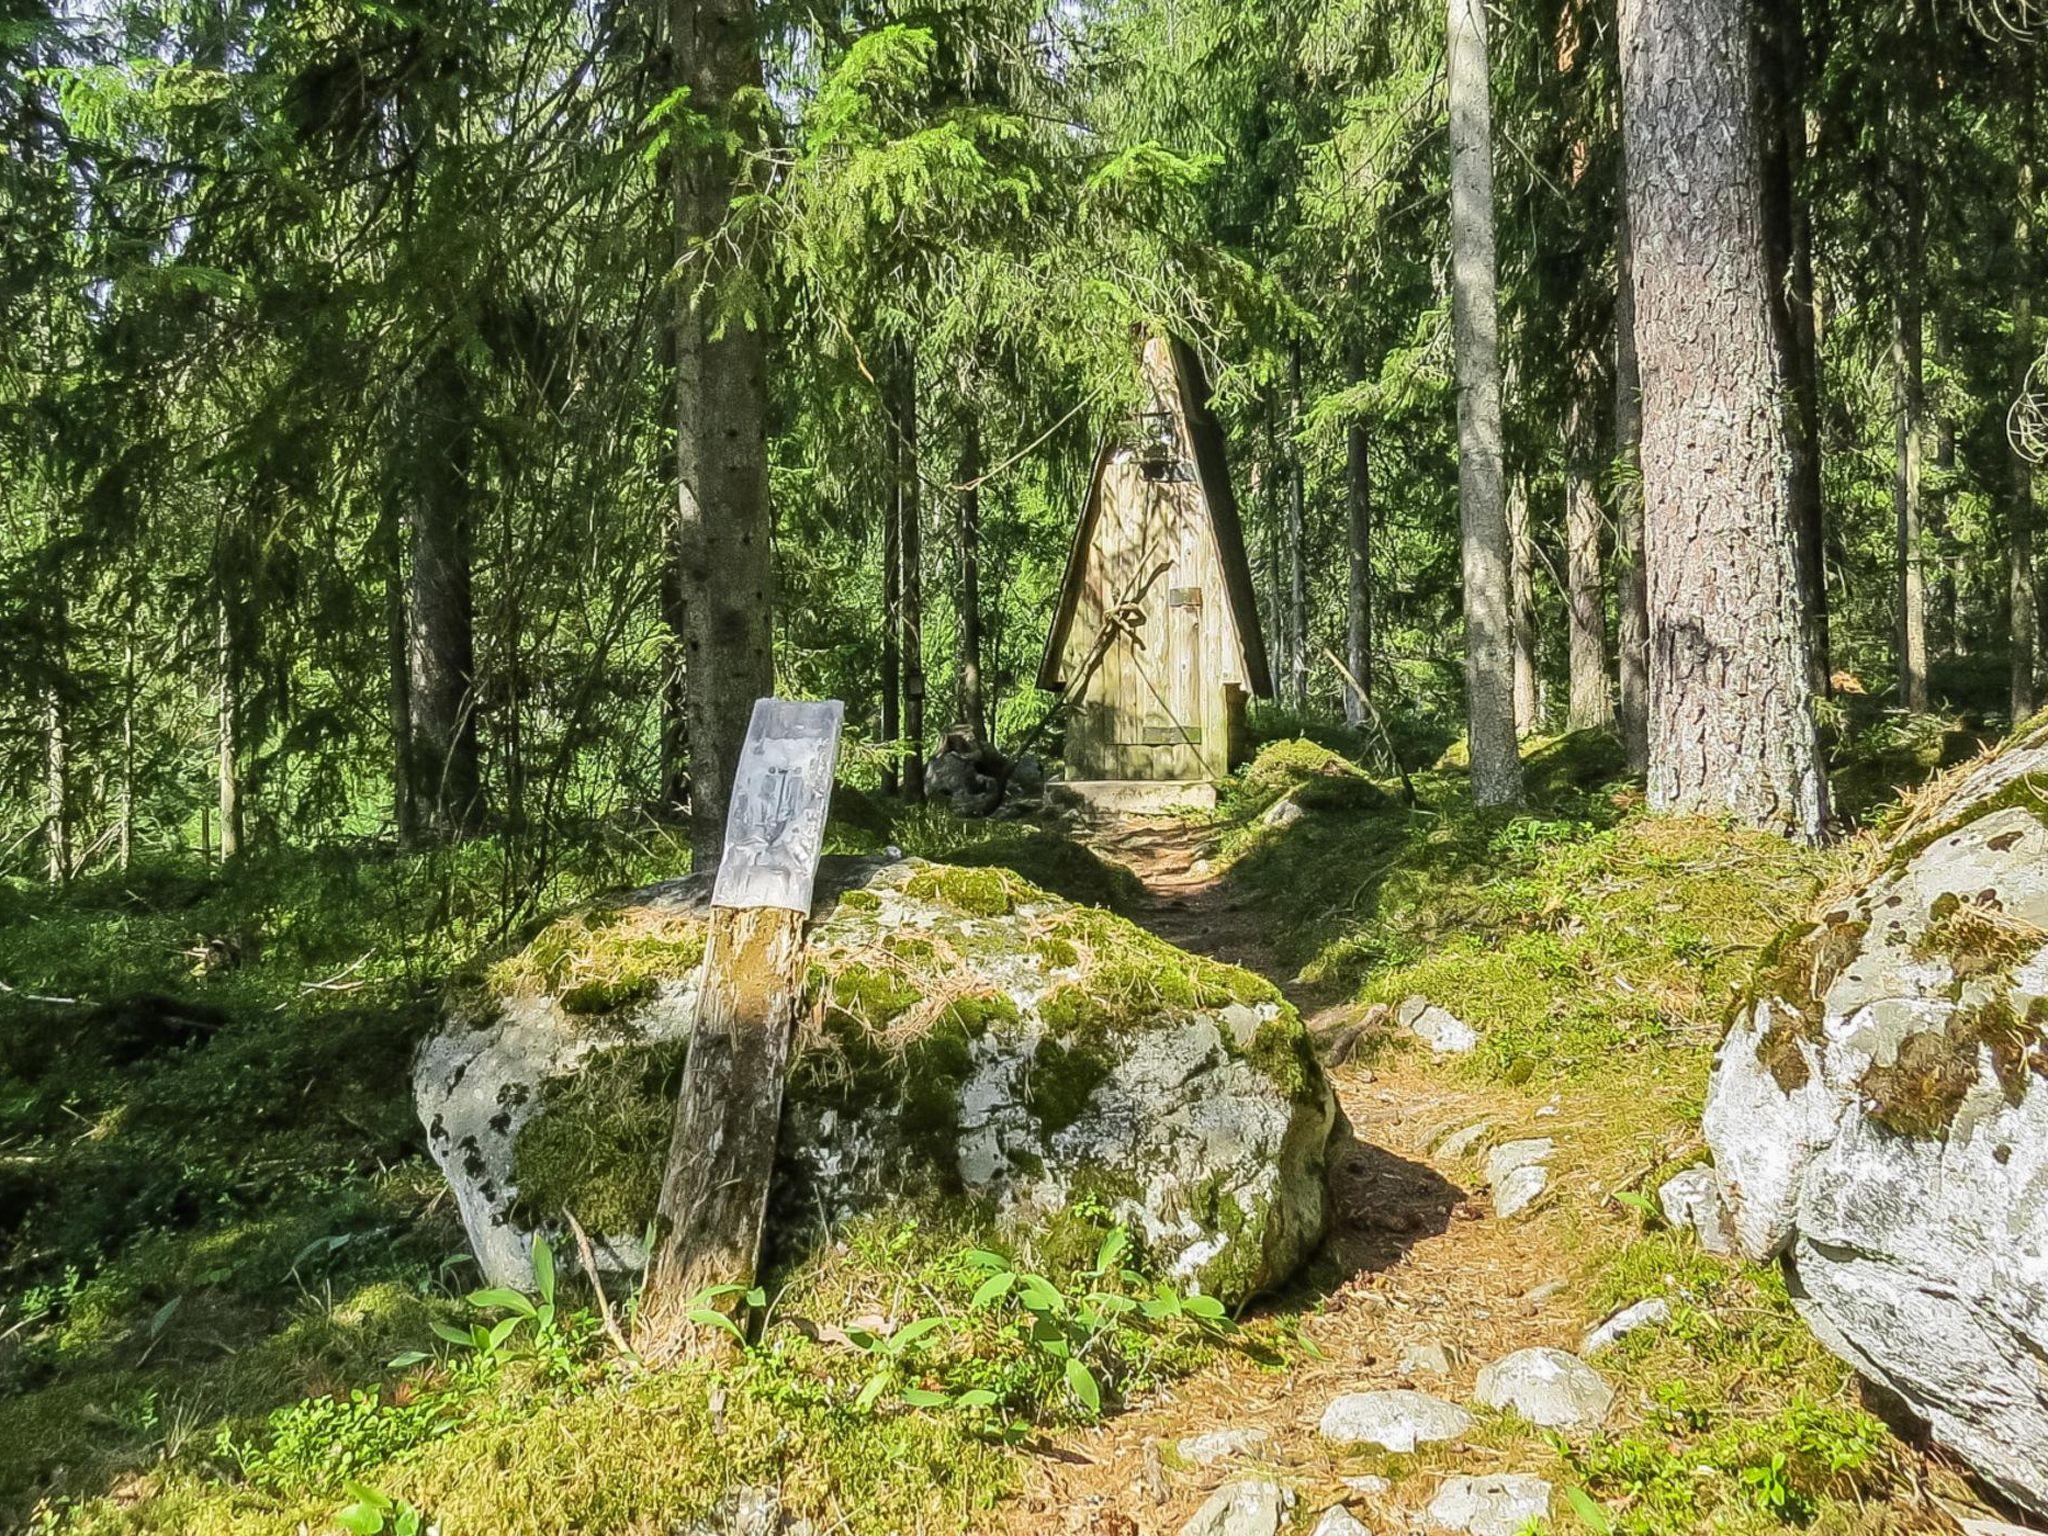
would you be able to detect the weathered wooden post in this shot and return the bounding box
[637,698,843,1352]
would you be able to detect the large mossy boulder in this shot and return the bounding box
[415,856,1335,1306]
[1703,722,2048,1515]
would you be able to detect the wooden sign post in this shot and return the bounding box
[639,699,843,1351]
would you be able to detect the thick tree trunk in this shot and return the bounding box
[1618,0,1826,839]
[1759,0,1830,696]
[1508,473,1539,736]
[892,358,925,800]
[1892,141,1929,714]
[2014,66,2040,723]
[1564,360,1612,732]
[667,0,775,866]
[216,597,243,860]
[1615,169,1651,776]
[408,349,483,838]
[641,903,807,1347]
[956,418,987,744]
[1345,406,1373,721]
[1448,0,1522,806]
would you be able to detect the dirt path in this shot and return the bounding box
[1004,818,1595,1536]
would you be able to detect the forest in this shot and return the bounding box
[7,0,2048,1532]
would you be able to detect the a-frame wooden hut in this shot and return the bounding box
[1038,335,1272,809]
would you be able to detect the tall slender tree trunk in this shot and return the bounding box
[1615,164,1651,776]
[1759,0,1830,695]
[1564,357,1612,731]
[667,0,775,867]
[1345,399,1373,721]
[119,631,134,872]
[1287,348,1308,710]
[1618,0,1826,839]
[880,461,900,798]
[1507,472,1539,735]
[1892,134,1930,714]
[216,595,243,860]
[1930,316,1961,658]
[42,678,66,885]
[892,356,925,801]
[1448,0,1522,806]
[408,349,483,838]
[955,416,987,744]
[658,318,690,819]
[2013,61,2040,723]
[380,492,417,845]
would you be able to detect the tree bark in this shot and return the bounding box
[216,595,243,861]
[892,356,925,800]
[880,452,900,798]
[42,678,66,886]
[118,632,133,873]
[640,903,807,1348]
[380,491,417,846]
[1618,0,1827,839]
[407,348,483,838]
[1287,347,1308,711]
[2014,60,2040,722]
[1448,0,1522,807]
[1345,402,1373,721]
[1564,356,1612,731]
[1508,472,1539,736]
[667,0,775,866]
[955,416,987,744]
[1758,0,1830,696]
[1615,160,1650,776]
[1892,132,1929,715]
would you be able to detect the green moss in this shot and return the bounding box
[511,1042,683,1234]
[1747,914,1868,1094]
[1032,935,1080,968]
[1229,737,1378,818]
[826,962,922,1028]
[1026,1036,1114,1132]
[1912,897,2036,981]
[487,909,707,1012]
[898,1018,977,1173]
[903,864,1019,918]
[836,888,882,914]
[1242,1017,1321,1104]
[559,976,656,1015]
[1861,997,2047,1138]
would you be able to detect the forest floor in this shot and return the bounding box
[0,714,2020,1536]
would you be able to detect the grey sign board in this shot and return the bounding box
[710,698,846,914]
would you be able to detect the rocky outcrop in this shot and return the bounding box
[416,855,1335,1306]
[1702,723,2048,1515]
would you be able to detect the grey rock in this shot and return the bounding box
[1484,1138,1554,1220]
[1339,1475,1390,1496]
[417,857,1334,1308]
[1959,1519,2048,1536]
[1177,1427,1272,1466]
[1656,1167,1735,1255]
[1702,726,2048,1514]
[1474,1347,1613,1429]
[1318,1389,1474,1452]
[1010,752,1045,791]
[1433,1121,1492,1161]
[1582,1297,1673,1356]
[1397,995,1479,1055]
[1423,1475,1552,1536]
[1398,1340,1453,1377]
[1308,1508,1371,1536]
[1179,1479,1293,1536]
[1260,793,1307,828]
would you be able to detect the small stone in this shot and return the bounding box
[1582,1296,1673,1356]
[1261,794,1307,828]
[1520,1278,1568,1308]
[1309,1508,1371,1536]
[1399,1341,1453,1377]
[1219,1003,1264,1050]
[1959,1519,2048,1536]
[1657,1167,1735,1255]
[1475,1347,1614,1429]
[1434,1121,1491,1161]
[1177,1427,1272,1466]
[1319,1389,1474,1451]
[1179,1479,1293,1536]
[1485,1138,1554,1220]
[1423,1474,1552,1536]
[1397,995,1480,1054]
[1340,1475,1391,1496]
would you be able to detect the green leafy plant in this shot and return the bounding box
[334,1480,427,1535]
[401,1234,562,1368]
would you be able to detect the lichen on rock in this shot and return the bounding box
[415,854,1336,1306]
[1703,720,2048,1515]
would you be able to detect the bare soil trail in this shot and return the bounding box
[1002,816,1605,1536]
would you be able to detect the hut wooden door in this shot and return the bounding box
[1105,475,1206,780]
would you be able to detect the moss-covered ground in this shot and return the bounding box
[0,716,2006,1535]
